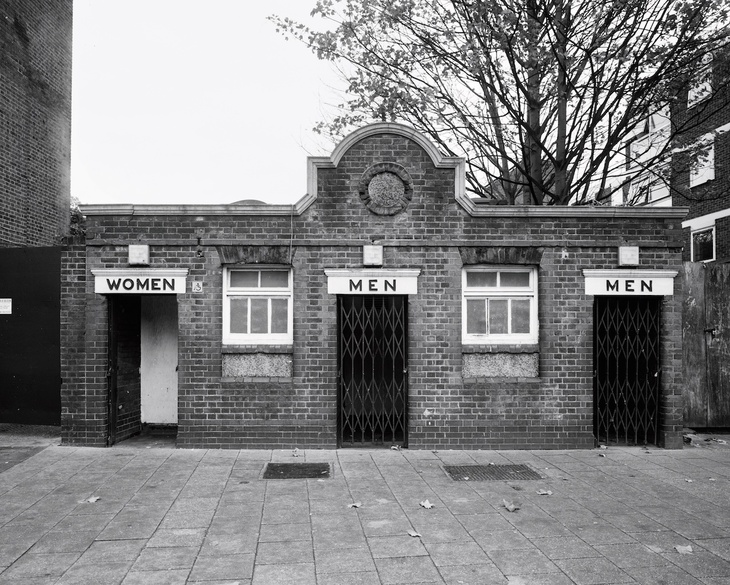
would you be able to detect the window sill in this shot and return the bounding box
[462,344,539,354]
[221,377,293,384]
[222,345,294,355]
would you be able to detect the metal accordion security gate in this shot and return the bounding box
[594,297,661,446]
[338,295,408,447]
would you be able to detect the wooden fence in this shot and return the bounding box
[682,262,730,428]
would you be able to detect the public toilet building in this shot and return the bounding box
[61,123,687,449]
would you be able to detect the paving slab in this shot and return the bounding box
[1,431,730,584]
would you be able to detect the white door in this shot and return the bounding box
[140,296,178,424]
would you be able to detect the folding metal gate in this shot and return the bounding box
[594,297,661,446]
[338,295,408,447]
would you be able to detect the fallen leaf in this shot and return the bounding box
[536,489,553,496]
[420,499,434,509]
[503,499,520,512]
[675,545,693,554]
[348,502,362,509]
[83,496,100,504]
[407,529,422,537]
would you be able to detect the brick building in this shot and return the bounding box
[0,0,72,247]
[1,0,72,424]
[671,51,730,264]
[63,123,688,450]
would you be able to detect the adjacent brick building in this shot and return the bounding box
[0,0,72,247]
[63,123,688,450]
[672,50,730,263]
[1,0,71,425]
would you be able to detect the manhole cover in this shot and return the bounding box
[262,462,331,479]
[444,464,542,481]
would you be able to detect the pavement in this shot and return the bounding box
[0,427,730,584]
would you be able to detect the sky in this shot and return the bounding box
[71,1,343,206]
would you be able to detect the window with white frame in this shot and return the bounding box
[462,266,538,344]
[690,133,715,188]
[692,227,715,262]
[223,267,293,344]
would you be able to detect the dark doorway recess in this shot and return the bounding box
[594,297,661,446]
[108,296,142,445]
[338,295,408,447]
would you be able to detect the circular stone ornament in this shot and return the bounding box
[358,163,413,215]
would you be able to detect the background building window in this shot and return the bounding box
[462,266,538,344]
[223,268,292,344]
[692,228,715,262]
[689,133,715,188]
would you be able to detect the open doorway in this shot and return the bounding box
[108,295,178,446]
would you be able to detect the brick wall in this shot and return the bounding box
[63,128,686,450]
[0,0,71,247]
[717,216,730,262]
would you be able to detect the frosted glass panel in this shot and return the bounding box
[230,271,258,288]
[466,299,486,334]
[488,300,508,334]
[250,299,268,334]
[466,271,497,287]
[511,299,531,334]
[500,272,530,287]
[271,299,288,334]
[230,298,249,333]
[261,270,289,288]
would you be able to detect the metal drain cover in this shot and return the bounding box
[262,462,331,479]
[444,464,542,481]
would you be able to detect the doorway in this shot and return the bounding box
[338,295,408,447]
[593,296,661,446]
[108,295,178,445]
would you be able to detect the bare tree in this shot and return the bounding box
[272,0,730,205]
